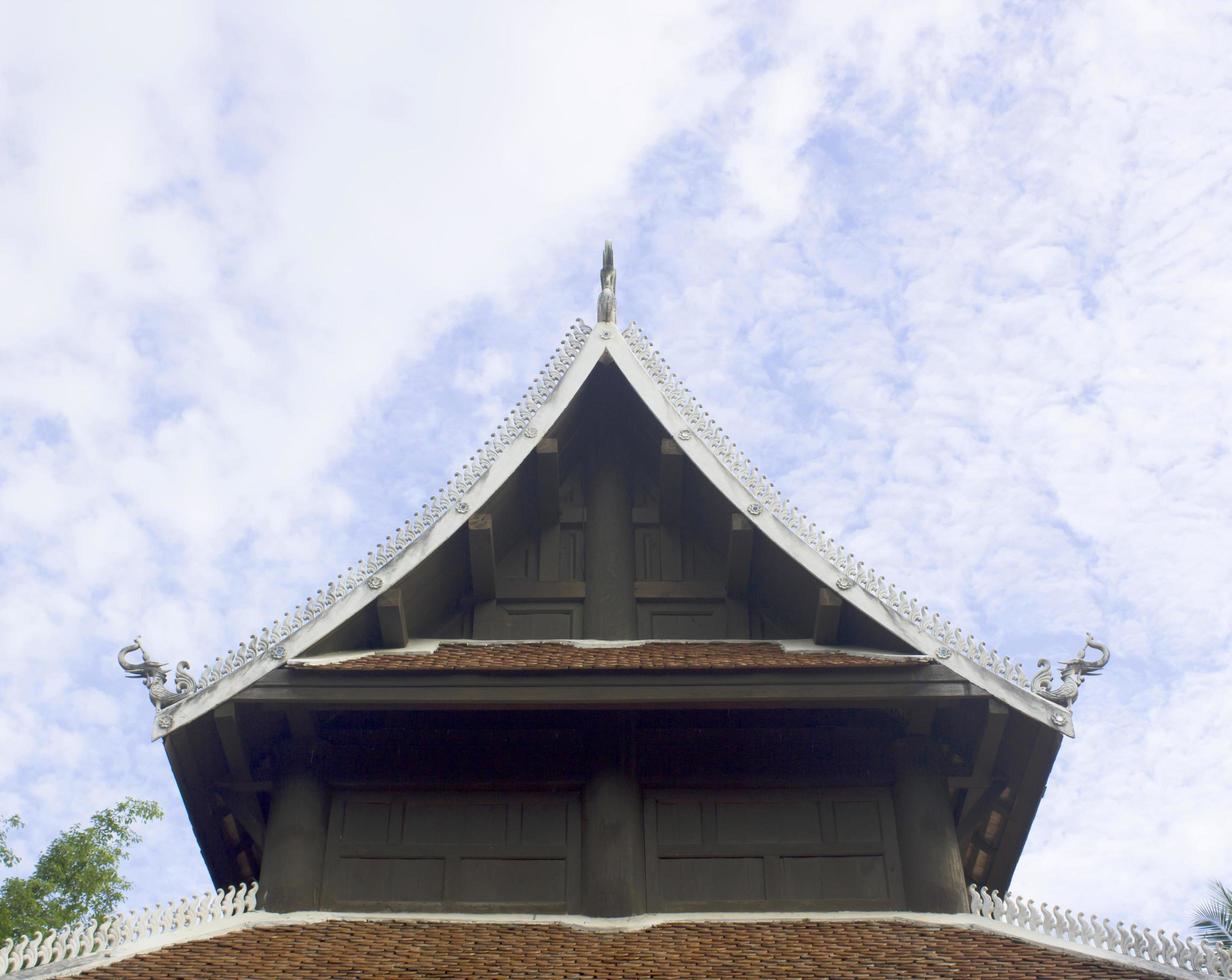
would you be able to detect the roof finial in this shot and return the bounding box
[597,240,616,324]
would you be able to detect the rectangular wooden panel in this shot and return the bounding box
[780,855,890,902]
[659,857,766,903]
[324,791,580,912]
[458,858,568,904]
[644,788,904,912]
[331,858,445,904]
[637,602,725,639]
[401,802,505,844]
[476,603,582,640]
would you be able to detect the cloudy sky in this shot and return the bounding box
[1,0,1229,936]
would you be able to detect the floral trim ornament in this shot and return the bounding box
[123,320,592,719]
[969,886,1232,977]
[0,883,258,976]
[622,324,1107,709]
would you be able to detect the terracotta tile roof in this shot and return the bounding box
[291,642,916,672]
[67,917,1161,979]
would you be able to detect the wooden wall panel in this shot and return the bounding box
[322,791,581,913]
[644,788,903,912]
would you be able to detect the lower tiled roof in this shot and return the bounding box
[291,642,913,672]
[66,917,1161,979]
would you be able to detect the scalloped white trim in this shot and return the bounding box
[0,883,258,977]
[146,318,1091,737]
[8,898,1216,980]
[970,885,1232,977]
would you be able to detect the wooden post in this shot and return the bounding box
[581,717,644,916]
[537,439,562,582]
[659,439,684,582]
[376,589,409,648]
[468,513,497,601]
[583,370,636,638]
[812,584,843,645]
[891,736,968,913]
[260,745,329,912]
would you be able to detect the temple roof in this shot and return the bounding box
[11,911,1204,979]
[134,247,1104,741]
[287,640,916,672]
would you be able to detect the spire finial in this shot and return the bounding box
[597,240,616,324]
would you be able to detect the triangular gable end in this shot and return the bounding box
[146,274,1080,741]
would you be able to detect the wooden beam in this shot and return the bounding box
[660,439,684,582]
[240,666,971,711]
[957,781,1008,845]
[496,580,586,600]
[726,514,754,597]
[634,581,726,600]
[536,438,560,528]
[221,791,265,849]
[812,584,843,645]
[659,438,683,523]
[212,705,265,850]
[631,505,659,526]
[984,726,1063,891]
[376,589,409,649]
[468,512,496,600]
[952,702,1009,790]
[213,704,252,782]
[164,731,235,888]
[537,438,562,583]
[285,707,316,742]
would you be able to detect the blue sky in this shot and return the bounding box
[1,1,1230,935]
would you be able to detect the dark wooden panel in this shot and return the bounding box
[659,857,766,903]
[637,601,725,639]
[644,788,904,912]
[781,855,890,902]
[474,602,582,640]
[323,791,581,912]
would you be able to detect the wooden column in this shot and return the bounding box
[583,370,636,638]
[581,717,644,916]
[891,736,968,913]
[259,745,329,912]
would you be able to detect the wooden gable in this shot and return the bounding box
[305,362,917,654]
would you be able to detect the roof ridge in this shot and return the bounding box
[621,325,1102,720]
[127,309,1105,737]
[133,320,593,732]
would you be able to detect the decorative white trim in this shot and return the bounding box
[0,883,258,978]
[612,326,1080,734]
[148,320,601,737]
[969,885,1232,977]
[9,899,1215,980]
[137,311,1102,738]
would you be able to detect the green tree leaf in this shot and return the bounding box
[0,815,21,870]
[0,798,162,940]
[1193,880,1232,948]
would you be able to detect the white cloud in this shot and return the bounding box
[0,0,1229,937]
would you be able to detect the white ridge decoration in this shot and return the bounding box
[144,321,592,720]
[133,306,1103,728]
[0,882,259,977]
[623,325,1042,698]
[969,885,1232,977]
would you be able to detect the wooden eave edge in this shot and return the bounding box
[149,322,1074,740]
